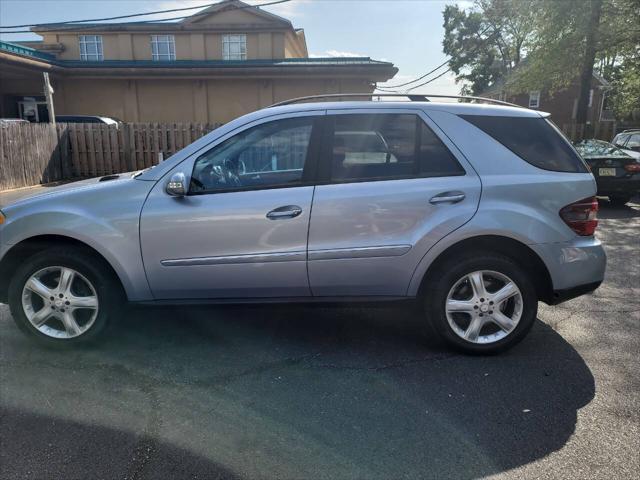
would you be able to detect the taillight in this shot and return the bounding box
[624,163,640,173]
[559,196,599,236]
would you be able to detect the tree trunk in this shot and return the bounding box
[576,0,603,124]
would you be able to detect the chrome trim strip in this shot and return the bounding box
[308,245,411,261]
[162,251,306,267]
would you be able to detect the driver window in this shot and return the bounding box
[190,117,314,194]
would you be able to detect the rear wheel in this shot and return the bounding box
[608,195,631,206]
[424,252,538,354]
[8,247,122,346]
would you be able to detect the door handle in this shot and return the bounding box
[266,205,303,220]
[429,192,466,204]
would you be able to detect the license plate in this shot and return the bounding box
[599,168,616,176]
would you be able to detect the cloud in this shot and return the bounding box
[151,0,310,22]
[147,1,211,21]
[456,0,475,11]
[310,49,366,58]
[263,0,311,19]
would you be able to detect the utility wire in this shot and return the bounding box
[376,65,453,94]
[377,59,449,89]
[0,0,291,32]
[377,28,500,93]
[0,2,217,29]
[376,25,495,91]
[405,67,453,92]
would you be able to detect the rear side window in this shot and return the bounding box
[460,115,588,173]
[329,113,464,182]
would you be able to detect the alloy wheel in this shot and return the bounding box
[445,270,523,344]
[21,266,99,339]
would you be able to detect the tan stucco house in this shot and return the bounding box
[0,0,397,124]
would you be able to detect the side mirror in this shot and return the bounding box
[166,172,187,197]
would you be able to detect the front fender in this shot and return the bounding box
[0,180,154,301]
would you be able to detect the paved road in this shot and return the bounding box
[1,199,638,480]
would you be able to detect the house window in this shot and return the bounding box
[528,91,540,109]
[222,34,247,60]
[79,35,103,61]
[588,89,594,108]
[151,35,176,61]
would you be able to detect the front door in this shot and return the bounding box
[140,114,322,299]
[307,109,481,296]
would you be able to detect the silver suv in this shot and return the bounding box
[0,97,606,354]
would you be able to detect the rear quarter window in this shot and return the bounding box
[460,115,588,173]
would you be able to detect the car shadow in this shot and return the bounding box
[2,304,595,479]
[597,197,640,219]
[0,406,242,480]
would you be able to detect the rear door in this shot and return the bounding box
[307,109,481,296]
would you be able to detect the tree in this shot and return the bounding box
[443,0,640,119]
[597,0,640,118]
[601,51,640,119]
[442,0,536,95]
[510,0,604,123]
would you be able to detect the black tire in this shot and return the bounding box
[8,247,123,347]
[608,195,631,206]
[423,252,538,355]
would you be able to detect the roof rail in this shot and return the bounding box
[269,93,524,108]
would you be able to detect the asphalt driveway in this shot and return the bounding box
[0,199,638,480]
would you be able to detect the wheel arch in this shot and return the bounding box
[0,235,127,303]
[414,235,554,304]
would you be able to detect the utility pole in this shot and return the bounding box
[43,72,56,125]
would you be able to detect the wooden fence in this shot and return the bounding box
[0,122,221,191]
[0,119,627,191]
[560,121,617,142]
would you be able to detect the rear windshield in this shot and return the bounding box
[459,115,588,173]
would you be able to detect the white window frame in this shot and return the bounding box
[222,34,247,60]
[151,35,176,61]
[79,35,103,61]
[588,88,594,108]
[528,91,540,109]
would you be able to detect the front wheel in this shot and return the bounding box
[424,253,538,354]
[8,247,122,346]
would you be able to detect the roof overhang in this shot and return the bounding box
[0,50,397,82]
[0,50,60,73]
[56,62,397,82]
[32,23,294,34]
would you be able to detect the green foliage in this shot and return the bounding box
[608,58,640,118]
[442,0,640,118]
[507,0,591,92]
[442,0,536,95]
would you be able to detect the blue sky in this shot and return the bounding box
[0,0,471,94]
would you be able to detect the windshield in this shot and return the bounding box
[574,139,630,158]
